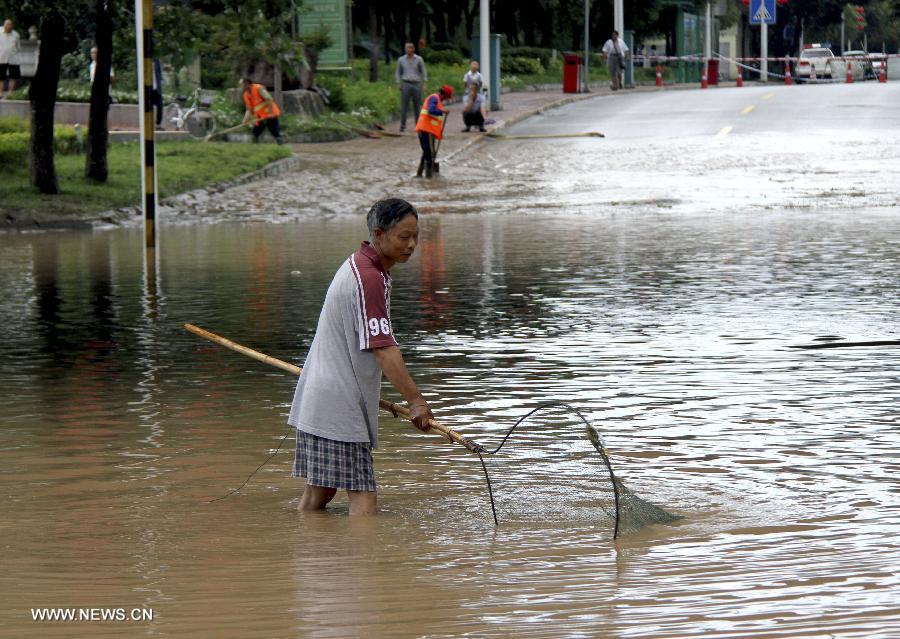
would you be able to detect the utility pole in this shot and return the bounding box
[583,0,590,91]
[135,0,157,249]
[705,2,711,82]
[480,0,490,108]
[840,10,845,55]
[613,0,623,36]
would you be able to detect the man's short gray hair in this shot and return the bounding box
[366,198,418,237]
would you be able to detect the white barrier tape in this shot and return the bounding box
[636,53,898,64]
[714,52,856,84]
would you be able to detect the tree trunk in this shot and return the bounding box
[369,0,378,82]
[463,0,476,45]
[408,0,422,47]
[86,0,113,182]
[29,10,65,195]
[432,0,448,43]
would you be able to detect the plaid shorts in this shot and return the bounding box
[291,429,376,492]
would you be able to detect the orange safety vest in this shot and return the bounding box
[415,93,445,139]
[243,83,281,123]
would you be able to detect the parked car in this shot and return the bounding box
[796,46,836,81]
[842,50,874,80]
[868,52,887,79]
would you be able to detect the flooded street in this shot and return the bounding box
[2,83,900,637]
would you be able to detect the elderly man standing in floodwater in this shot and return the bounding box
[288,198,434,516]
[396,42,427,133]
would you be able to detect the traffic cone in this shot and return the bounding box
[879,60,887,83]
[784,58,792,85]
[846,61,853,83]
[656,64,663,87]
[701,65,708,89]
[736,69,744,87]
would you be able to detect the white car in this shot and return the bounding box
[869,52,887,78]
[796,46,836,81]
[842,51,874,80]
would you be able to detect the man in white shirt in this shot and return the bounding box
[89,46,116,86]
[0,19,20,99]
[463,60,483,93]
[601,30,629,91]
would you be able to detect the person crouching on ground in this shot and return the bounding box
[416,84,452,179]
[288,198,435,516]
[241,77,283,144]
[461,84,486,132]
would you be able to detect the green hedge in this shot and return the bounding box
[505,46,555,69]
[0,126,80,167]
[0,116,29,134]
[501,56,544,75]
[5,79,137,104]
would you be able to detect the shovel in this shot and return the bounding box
[203,122,250,142]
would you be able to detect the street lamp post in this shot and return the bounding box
[480,0,490,108]
[705,2,711,83]
[583,0,590,92]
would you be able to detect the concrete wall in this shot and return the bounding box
[0,100,140,129]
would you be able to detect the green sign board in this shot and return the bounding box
[300,0,349,66]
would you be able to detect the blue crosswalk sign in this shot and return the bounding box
[750,0,776,25]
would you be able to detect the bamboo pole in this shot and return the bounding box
[183,323,485,453]
[484,131,605,140]
[788,340,900,349]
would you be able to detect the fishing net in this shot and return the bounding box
[184,325,681,538]
[477,402,681,538]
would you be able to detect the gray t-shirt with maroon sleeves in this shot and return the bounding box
[287,242,398,448]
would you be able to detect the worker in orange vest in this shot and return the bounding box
[415,84,453,178]
[241,77,283,144]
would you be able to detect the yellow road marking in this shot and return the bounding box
[763,93,774,100]
[741,105,756,115]
[716,126,733,137]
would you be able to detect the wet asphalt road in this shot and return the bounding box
[160,81,900,224]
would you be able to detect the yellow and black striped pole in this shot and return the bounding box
[136,0,157,248]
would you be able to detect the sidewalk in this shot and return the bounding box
[4,84,686,229]
[154,86,642,226]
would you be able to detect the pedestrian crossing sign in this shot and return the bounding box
[750,0,776,25]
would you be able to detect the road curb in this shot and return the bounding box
[1,154,303,231]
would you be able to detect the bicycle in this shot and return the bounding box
[165,88,217,139]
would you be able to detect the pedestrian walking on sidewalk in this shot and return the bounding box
[396,42,427,133]
[288,198,435,516]
[416,84,452,179]
[602,30,629,91]
[241,77,283,144]
[0,19,21,99]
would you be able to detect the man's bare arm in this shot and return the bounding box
[373,345,433,431]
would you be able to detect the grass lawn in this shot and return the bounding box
[1,140,292,219]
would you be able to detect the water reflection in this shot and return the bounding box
[1,210,899,637]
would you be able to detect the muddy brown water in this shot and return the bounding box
[2,203,899,638]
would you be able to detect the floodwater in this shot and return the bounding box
[3,91,900,637]
[3,211,899,638]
